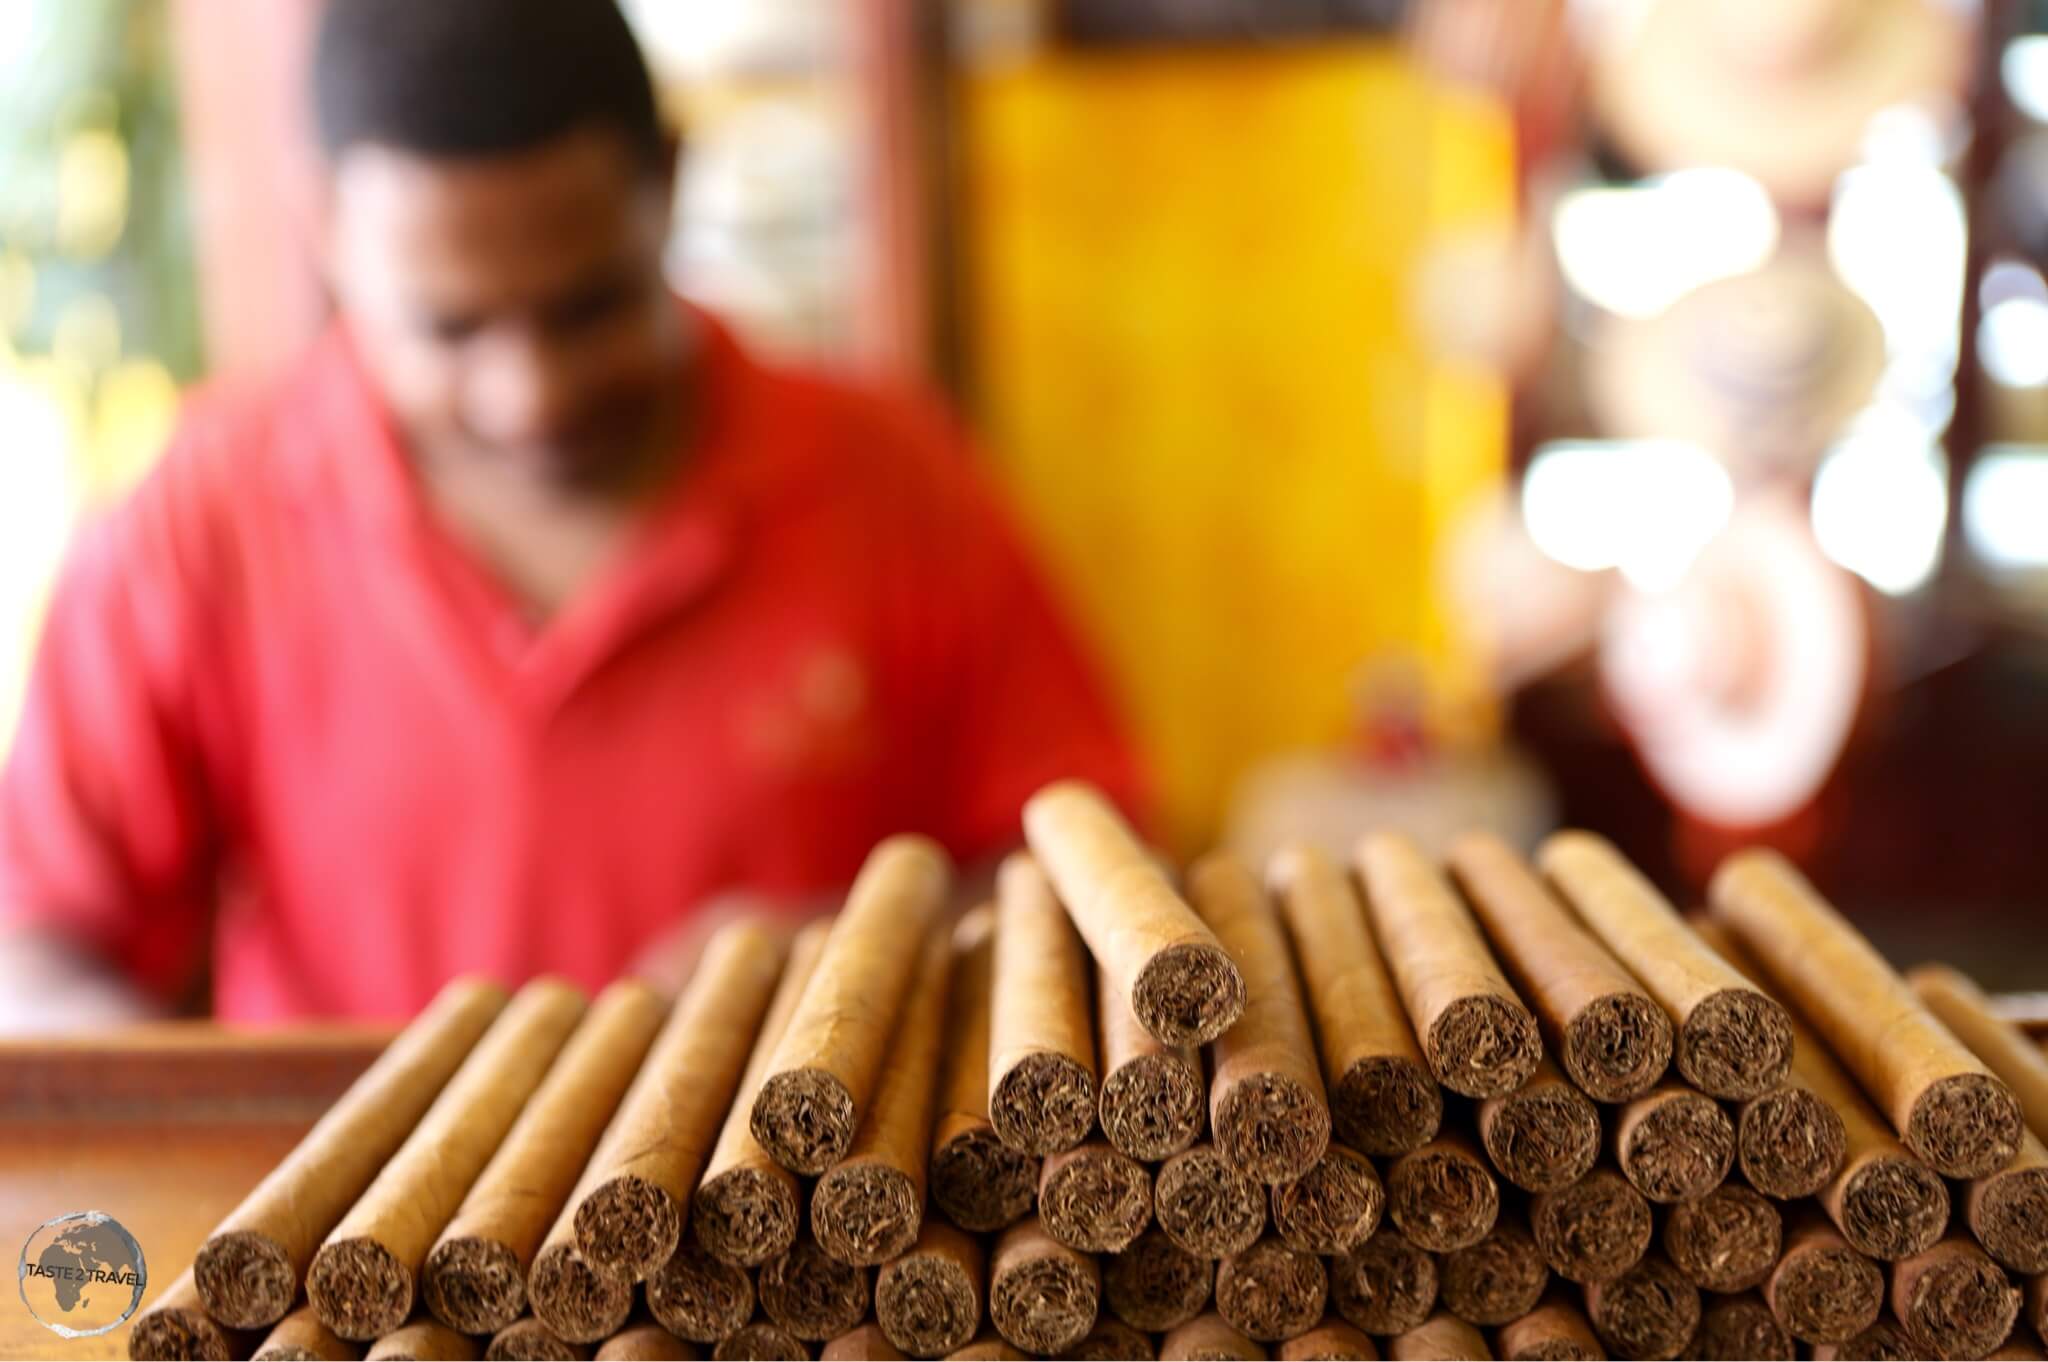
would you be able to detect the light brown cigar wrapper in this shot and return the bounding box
[1913,963,2048,1135]
[574,921,788,1281]
[1493,1293,1602,1362]
[128,1267,263,1361]
[1277,1318,1377,1361]
[194,978,510,1329]
[311,980,588,1338]
[929,909,1041,1234]
[752,837,953,1174]
[1709,849,2022,1175]
[1892,1235,2022,1360]
[1541,833,1789,1102]
[1269,843,1441,1157]
[1389,1311,1492,1361]
[1023,781,1246,1047]
[1356,833,1540,1100]
[366,1318,481,1360]
[1191,854,1332,1183]
[488,1317,591,1360]
[426,980,666,1333]
[988,853,1098,1156]
[597,1323,700,1361]
[812,925,954,1265]
[691,922,831,1267]
[943,1328,1029,1360]
[253,1304,360,1360]
[820,1324,902,1361]
[988,1217,1102,1356]
[1763,1211,1883,1345]
[1160,1312,1268,1361]
[1451,833,1672,1104]
[875,1219,985,1357]
[1096,958,1204,1161]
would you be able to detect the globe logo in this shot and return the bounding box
[17,1211,147,1338]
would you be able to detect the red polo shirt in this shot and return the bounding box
[0,309,1142,1021]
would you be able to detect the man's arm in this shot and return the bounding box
[0,922,160,1033]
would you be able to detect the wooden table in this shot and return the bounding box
[0,1023,395,1360]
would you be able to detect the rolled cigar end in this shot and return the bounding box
[1616,1088,1735,1203]
[487,1317,592,1360]
[1494,1296,1603,1361]
[1663,1185,1782,1293]
[1969,1162,2048,1273]
[1585,1255,1700,1361]
[1159,1311,1265,1361]
[2028,1273,2048,1344]
[751,1068,858,1175]
[1134,940,1247,1048]
[1478,1080,1601,1194]
[1689,1293,1793,1361]
[1676,988,1794,1101]
[929,1127,1040,1233]
[1102,1050,1205,1161]
[1426,994,1541,1100]
[1738,1086,1847,1199]
[712,1322,807,1361]
[528,1242,633,1345]
[423,1235,527,1336]
[1215,1072,1332,1184]
[251,1305,353,1362]
[1766,1230,1882,1344]
[1906,1071,2025,1179]
[1104,1226,1214,1332]
[1331,1056,1442,1158]
[646,1242,755,1344]
[1529,1168,1651,1284]
[1438,1224,1547,1326]
[1156,1144,1267,1257]
[692,1167,802,1267]
[368,1317,482,1359]
[1388,1310,1489,1361]
[876,1240,981,1357]
[991,1053,1097,1156]
[1809,1320,1916,1361]
[1387,1140,1499,1253]
[194,1229,297,1331]
[811,1161,921,1266]
[1276,1319,1374,1361]
[943,1330,1028,1361]
[1893,1237,2021,1360]
[1562,992,1675,1104]
[1271,1145,1385,1256]
[758,1239,870,1343]
[574,1176,682,1283]
[990,1220,1102,1355]
[1040,1142,1153,1253]
[307,1236,413,1340]
[1330,1230,1438,1336]
[1063,1319,1157,1360]
[597,1324,695,1362]
[130,1310,242,1362]
[1834,1155,1949,1260]
[1215,1240,1328,1342]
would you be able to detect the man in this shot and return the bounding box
[0,0,1140,1029]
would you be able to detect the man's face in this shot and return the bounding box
[324,126,682,491]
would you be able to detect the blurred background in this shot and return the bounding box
[1,0,2043,980]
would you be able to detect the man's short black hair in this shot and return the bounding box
[312,0,668,171]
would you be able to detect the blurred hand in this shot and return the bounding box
[0,925,162,1035]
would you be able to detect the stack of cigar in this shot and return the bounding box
[127,780,2048,1362]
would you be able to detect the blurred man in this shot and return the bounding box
[0,0,1139,1029]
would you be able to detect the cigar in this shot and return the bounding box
[486,1317,590,1360]
[1661,1183,1781,1294]
[1329,1228,1439,1336]
[988,1217,1101,1355]
[1104,1225,1215,1332]
[1215,1239,1329,1343]
[1097,963,1205,1161]
[1388,1311,1492,1361]
[1583,1253,1699,1361]
[645,1243,755,1344]
[873,1220,983,1358]
[366,1318,481,1360]
[1023,781,1246,1047]
[1061,1319,1157,1360]
[426,980,666,1334]
[987,854,1098,1156]
[1492,1291,1602,1361]
[1038,1140,1154,1253]
[1155,1143,1267,1258]
[1276,1318,1377,1361]
[128,1268,262,1361]
[1450,834,1673,1103]
[1992,1337,2048,1362]
[596,1323,699,1362]
[1709,850,2022,1176]
[1891,1235,2021,1361]
[1762,1210,1882,1345]
[195,978,510,1329]
[252,1304,358,1360]
[820,1324,900,1362]
[691,924,831,1269]
[710,1320,808,1361]
[757,1238,870,1343]
[1356,834,1540,1100]
[1269,844,1441,1156]
[812,926,954,1265]
[1612,1084,1734,1204]
[574,923,789,1282]
[751,837,953,1174]
[1386,1132,1500,1253]
[1476,1059,1602,1194]
[528,1191,632,1347]
[942,1329,1026,1360]
[1189,855,1332,1183]
[1159,1312,1267,1361]
[1970,1132,2048,1276]
[1542,834,1791,1102]
[1528,1167,1651,1285]
[2029,1274,2048,1357]
[1437,1220,1548,1327]
[1685,1291,1791,1361]
[1269,1144,1384,1256]
[1805,1320,1916,1361]
[312,980,588,1338]
[929,909,1041,1234]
